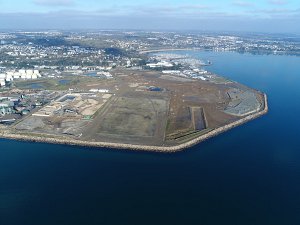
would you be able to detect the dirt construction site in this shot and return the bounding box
[9,68,265,147]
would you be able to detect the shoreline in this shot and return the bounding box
[139,48,202,54]
[0,94,268,153]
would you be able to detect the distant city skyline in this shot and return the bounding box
[0,0,299,33]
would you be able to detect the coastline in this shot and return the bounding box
[139,48,202,54]
[0,94,268,153]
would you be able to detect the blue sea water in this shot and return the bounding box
[1,51,300,225]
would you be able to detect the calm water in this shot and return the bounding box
[1,51,300,225]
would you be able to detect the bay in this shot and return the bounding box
[1,51,300,225]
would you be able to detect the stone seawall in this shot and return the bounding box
[0,94,268,153]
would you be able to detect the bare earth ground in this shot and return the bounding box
[6,68,265,148]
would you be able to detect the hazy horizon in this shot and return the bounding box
[0,0,299,34]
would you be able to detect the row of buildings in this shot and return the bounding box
[0,69,42,87]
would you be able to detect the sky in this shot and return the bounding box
[0,0,299,33]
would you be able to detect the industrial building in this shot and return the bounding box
[0,70,42,87]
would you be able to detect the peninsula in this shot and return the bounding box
[0,31,268,152]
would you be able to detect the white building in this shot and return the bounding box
[0,79,5,87]
[13,72,21,79]
[19,69,26,75]
[5,70,42,81]
[146,61,174,68]
[89,89,109,93]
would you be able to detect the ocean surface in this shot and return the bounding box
[1,51,300,225]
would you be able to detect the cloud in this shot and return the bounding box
[132,4,211,14]
[33,0,75,7]
[0,11,299,34]
[84,4,213,18]
[245,7,300,20]
[268,0,289,5]
[232,1,255,7]
[0,1,299,34]
[247,8,299,15]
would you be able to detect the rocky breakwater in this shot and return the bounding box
[170,93,269,151]
[0,94,268,153]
